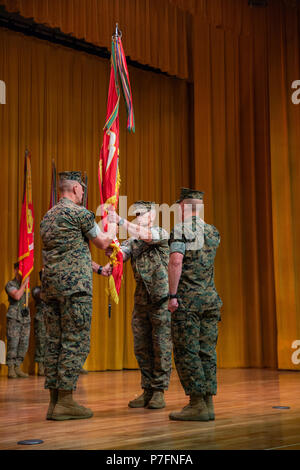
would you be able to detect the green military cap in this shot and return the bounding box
[176,187,204,203]
[132,200,156,214]
[59,171,86,188]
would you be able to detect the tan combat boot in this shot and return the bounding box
[15,365,29,378]
[46,389,58,420]
[51,390,93,421]
[147,390,166,409]
[205,394,215,420]
[8,365,17,379]
[169,395,210,421]
[128,389,153,408]
[38,363,45,376]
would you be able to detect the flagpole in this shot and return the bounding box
[25,284,29,308]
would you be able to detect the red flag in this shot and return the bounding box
[18,151,35,284]
[99,30,135,305]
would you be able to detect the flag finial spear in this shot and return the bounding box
[113,23,122,39]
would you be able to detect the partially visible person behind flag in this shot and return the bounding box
[98,24,135,305]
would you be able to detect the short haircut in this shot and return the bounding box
[181,198,203,211]
[58,179,78,193]
[14,262,19,269]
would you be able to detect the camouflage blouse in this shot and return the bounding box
[169,216,222,313]
[121,226,169,304]
[40,197,95,299]
[5,278,30,322]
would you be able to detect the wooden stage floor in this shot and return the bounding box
[0,368,299,450]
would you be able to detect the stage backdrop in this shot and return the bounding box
[0,27,192,375]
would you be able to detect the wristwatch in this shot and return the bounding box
[118,218,125,226]
[168,293,178,299]
[97,266,103,275]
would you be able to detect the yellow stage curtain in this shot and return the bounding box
[1,0,300,374]
[0,27,192,375]
[267,0,300,369]
[193,15,276,369]
[193,0,300,369]
[0,0,192,80]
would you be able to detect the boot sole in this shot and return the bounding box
[169,415,210,422]
[147,404,166,409]
[128,403,148,408]
[51,414,93,421]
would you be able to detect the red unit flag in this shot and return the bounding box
[18,150,35,285]
[99,27,135,304]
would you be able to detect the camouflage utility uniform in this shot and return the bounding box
[5,278,30,367]
[122,226,172,392]
[40,197,96,391]
[169,216,222,397]
[32,285,47,365]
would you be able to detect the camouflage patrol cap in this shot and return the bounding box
[176,187,204,203]
[132,200,156,215]
[59,171,86,188]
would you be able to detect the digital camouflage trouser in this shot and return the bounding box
[43,294,92,391]
[171,308,221,397]
[6,318,30,366]
[132,300,172,391]
[34,310,46,363]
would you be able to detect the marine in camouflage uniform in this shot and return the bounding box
[32,271,47,376]
[40,171,115,421]
[114,201,172,409]
[168,188,222,421]
[5,262,31,378]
